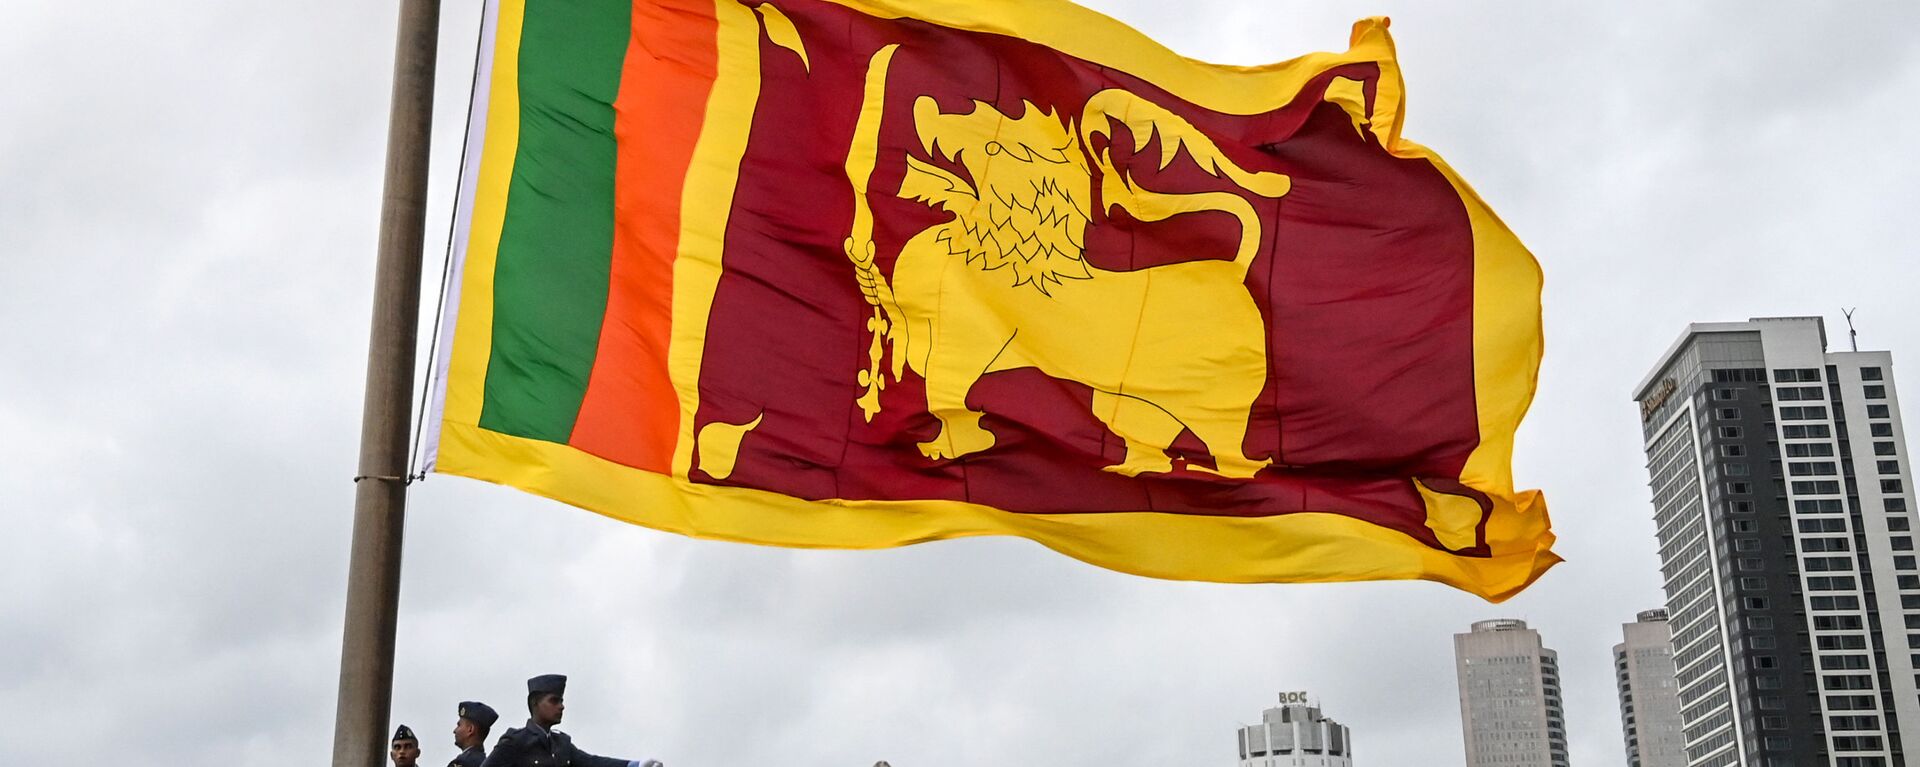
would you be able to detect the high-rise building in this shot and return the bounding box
[1454,618,1571,767]
[1615,608,1686,767]
[1235,693,1352,767]
[1633,316,1917,766]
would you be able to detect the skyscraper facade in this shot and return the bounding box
[1634,316,1917,766]
[1455,618,1571,767]
[1235,693,1352,767]
[1615,608,1686,767]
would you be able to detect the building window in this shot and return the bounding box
[1788,443,1837,457]
[1797,498,1846,513]
[1834,736,1885,752]
[1822,656,1872,670]
[1887,480,1908,494]
[1752,635,1777,649]
[1729,481,1754,495]
[1724,444,1749,457]
[1734,519,1758,532]
[1793,480,1842,494]
[1786,424,1835,439]
[1745,597,1771,610]
[1749,615,1775,629]
[1715,387,1740,400]
[1736,538,1762,551]
[1869,404,1891,419]
[1873,424,1894,438]
[1862,367,1885,381]
[1827,691,1875,707]
[1721,426,1745,439]
[1890,498,1910,513]
[1819,635,1868,650]
[1718,407,1740,420]
[1864,385,1887,400]
[1790,461,1838,476]
[1799,519,1847,533]
[1895,537,1914,552]
[1781,406,1829,421]
[1891,518,1912,532]
[1881,442,1901,456]
[1742,576,1767,590]
[1881,460,1903,474]
[1727,463,1752,476]
[1779,385,1826,401]
[1740,557,1766,570]
[1897,556,1918,571]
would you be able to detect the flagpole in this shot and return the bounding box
[331,0,441,765]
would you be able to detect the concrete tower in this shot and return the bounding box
[1455,618,1570,767]
[1634,316,1917,766]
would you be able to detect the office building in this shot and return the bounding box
[1236,692,1352,767]
[1615,608,1686,767]
[1455,618,1571,767]
[1633,316,1917,766]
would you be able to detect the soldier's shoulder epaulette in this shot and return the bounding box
[495,726,532,744]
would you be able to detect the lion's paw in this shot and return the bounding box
[1102,454,1174,477]
[918,419,996,461]
[1191,455,1270,480]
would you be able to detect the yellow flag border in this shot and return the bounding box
[443,421,1554,600]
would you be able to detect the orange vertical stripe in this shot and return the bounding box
[570,0,721,471]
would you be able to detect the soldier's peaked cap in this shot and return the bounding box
[392,724,417,743]
[527,674,567,696]
[459,701,499,728]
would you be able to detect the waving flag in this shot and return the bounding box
[427,0,1556,600]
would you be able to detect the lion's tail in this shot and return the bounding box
[1097,175,1268,276]
[1081,89,1291,277]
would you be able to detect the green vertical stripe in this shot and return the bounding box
[481,0,632,442]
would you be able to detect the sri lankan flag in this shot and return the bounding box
[427,0,1557,600]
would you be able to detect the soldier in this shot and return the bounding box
[480,674,662,767]
[390,725,422,767]
[451,701,499,767]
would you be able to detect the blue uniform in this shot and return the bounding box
[478,721,634,767]
[449,745,486,767]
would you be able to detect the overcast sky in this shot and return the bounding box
[5,1,1920,765]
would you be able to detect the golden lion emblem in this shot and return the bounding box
[844,45,1289,478]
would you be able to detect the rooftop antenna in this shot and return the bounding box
[1843,308,1859,352]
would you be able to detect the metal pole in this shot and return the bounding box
[330,0,441,765]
